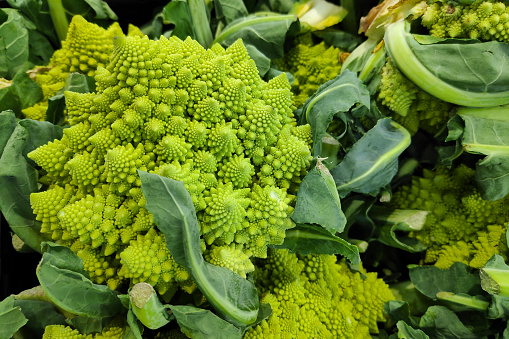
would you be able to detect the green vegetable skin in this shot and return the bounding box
[7,0,509,338]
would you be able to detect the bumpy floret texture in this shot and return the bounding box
[377,58,453,135]
[387,164,509,268]
[273,34,343,107]
[23,16,145,121]
[28,35,311,294]
[43,317,126,338]
[422,0,509,42]
[244,248,394,338]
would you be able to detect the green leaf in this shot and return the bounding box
[0,71,43,116]
[7,0,58,45]
[0,296,28,339]
[452,106,509,200]
[169,305,243,339]
[139,171,259,327]
[0,112,55,252]
[396,321,430,339]
[409,262,485,300]
[486,295,509,320]
[377,221,427,253]
[384,300,419,327]
[299,70,370,157]
[331,118,411,197]
[47,73,96,125]
[244,44,271,77]
[385,20,509,107]
[419,306,478,338]
[82,0,118,20]
[213,13,298,60]
[126,310,144,339]
[214,0,249,24]
[0,8,29,79]
[67,316,114,334]
[312,28,362,52]
[292,161,346,234]
[13,300,67,337]
[273,223,360,266]
[36,242,123,318]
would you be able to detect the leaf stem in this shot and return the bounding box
[47,0,69,43]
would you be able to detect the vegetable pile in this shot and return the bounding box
[2,0,509,338]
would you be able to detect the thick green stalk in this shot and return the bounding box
[436,292,490,311]
[47,0,69,43]
[384,20,509,107]
[130,283,172,330]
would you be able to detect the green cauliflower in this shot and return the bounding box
[244,248,395,338]
[386,164,509,269]
[28,35,313,297]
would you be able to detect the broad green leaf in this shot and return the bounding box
[47,73,95,125]
[169,305,243,339]
[67,316,114,334]
[0,71,43,116]
[245,44,271,77]
[487,295,509,320]
[14,300,66,337]
[126,310,144,339]
[331,118,411,197]
[28,29,55,65]
[0,110,16,158]
[83,0,118,20]
[36,242,123,318]
[454,108,509,200]
[299,70,370,157]
[396,321,430,339]
[6,0,58,45]
[0,296,28,339]
[162,0,213,48]
[312,28,362,52]
[139,171,259,327]
[213,13,298,60]
[273,223,360,266]
[377,221,427,253]
[385,20,509,106]
[0,8,29,79]
[384,300,419,328]
[292,161,346,234]
[214,0,249,24]
[0,113,53,252]
[419,306,478,338]
[409,262,485,300]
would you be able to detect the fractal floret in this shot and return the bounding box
[273,34,343,107]
[422,0,509,42]
[243,248,394,338]
[42,316,126,338]
[387,164,509,269]
[22,15,143,121]
[28,35,312,296]
[377,58,453,135]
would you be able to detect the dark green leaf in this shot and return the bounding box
[0,8,29,79]
[0,113,50,252]
[213,13,298,60]
[419,306,478,338]
[409,262,485,300]
[36,242,123,318]
[245,44,270,77]
[83,0,118,20]
[14,300,67,337]
[28,30,55,65]
[0,296,28,339]
[299,70,370,157]
[162,1,195,42]
[67,316,114,334]
[312,28,362,52]
[377,222,427,253]
[214,0,249,24]
[396,321,430,339]
[139,171,259,327]
[293,164,346,234]
[384,300,419,327]
[273,223,360,266]
[125,310,144,339]
[0,110,17,159]
[169,305,243,339]
[487,295,509,320]
[331,118,411,197]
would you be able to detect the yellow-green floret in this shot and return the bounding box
[422,0,509,42]
[28,35,312,295]
[243,248,394,338]
[377,58,453,135]
[43,316,127,338]
[386,164,509,269]
[273,34,343,107]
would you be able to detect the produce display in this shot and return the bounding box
[1,0,509,338]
